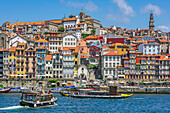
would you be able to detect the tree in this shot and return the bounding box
[91,27,96,35]
[58,26,64,32]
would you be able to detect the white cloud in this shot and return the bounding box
[112,0,135,16]
[105,14,130,23]
[142,4,162,15]
[157,25,170,32]
[65,1,98,12]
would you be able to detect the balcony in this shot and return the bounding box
[63,65,74,68]
[37,62,44,65]
[63,59,74,61]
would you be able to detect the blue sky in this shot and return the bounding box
[0,0,169,32]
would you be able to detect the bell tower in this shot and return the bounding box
[149,11,155,31]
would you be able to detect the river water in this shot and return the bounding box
[0,94,169,113]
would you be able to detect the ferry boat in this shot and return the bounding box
[20,90,57,107]
[69,83,134,99]
[0,87,12,93]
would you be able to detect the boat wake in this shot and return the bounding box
[0,105,25,110]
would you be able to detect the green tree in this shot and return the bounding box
[91,27,96,35]
[58,26,65,32]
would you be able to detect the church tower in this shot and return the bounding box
[149,11,155,30]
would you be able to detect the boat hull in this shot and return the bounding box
[20,99,57,107]
[69,94,133,99]
[60,92,69,97]
[0,88,12,93]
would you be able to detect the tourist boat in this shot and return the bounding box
[69,84,134,99]
[20,90,57,107]
[0,87,12,93]
[59,91,70,97]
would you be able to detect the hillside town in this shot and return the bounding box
[0,10,170,87]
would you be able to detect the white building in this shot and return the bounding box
[9,35,28,49]
[52,52,63,78]
[96,28,107,36]
[102,51,121,80]
[78,65,89,80]
[45,55,53,78]
[138,40,161,55]
[48,32,63,53]
[63,34,77,47]
[35,39,48,48]
[62,53,74,79]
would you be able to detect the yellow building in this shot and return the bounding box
[8,47,17,78]
[16,43,26,78]
[109,43,129,55]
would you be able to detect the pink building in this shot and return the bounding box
[76,39,89,56]
[25,47,36,78]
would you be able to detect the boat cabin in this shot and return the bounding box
[21,91,53,103]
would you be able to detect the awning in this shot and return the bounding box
[118,75,125,77]
[51,83,56,85]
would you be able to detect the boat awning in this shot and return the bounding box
[93,82,98,84]
[143,82,152,84]
[108,81,114,84]
[61,83,66,85]
[10,75,27,76]
[82,80,86,83]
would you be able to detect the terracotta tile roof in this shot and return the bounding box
[35,39,48,42]
[3,48,8,51]
[46,55,52,60]
[123,57,129,60]
[85,18,93,20]
[9,47,17,52]
[99,28,105,30]
[159,39,168,43]
[11,21,44,26]
[50,20,62,24]
[85,15,90,17]
[35,46,46,50]
[103,51,121,56]
[80,55,88,58]
[129,48,136,51]
[0,45,3,46]
[17,43,26,46]
[54,52,61,54]
[126,38,136,41]
[63,18,76,21]
[85,35,98,39]
[50,31,57,34]
[77,23,84,25]
[64,54,73,56]
[75,27,83,29]
[0,48,3,52]
[102,46,109,49]
[85,21,90,24]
